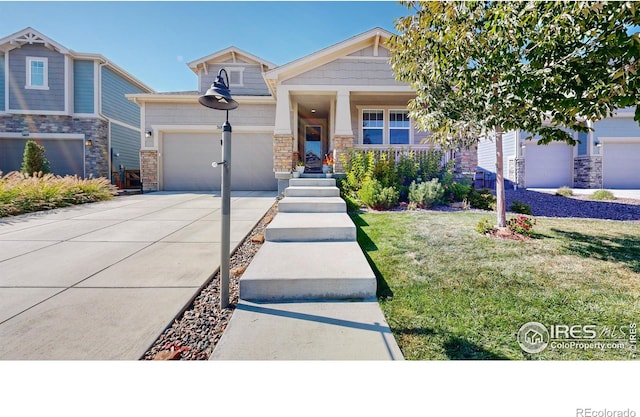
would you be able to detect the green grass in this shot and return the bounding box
[0,171,117,217]
[353,211,639,360]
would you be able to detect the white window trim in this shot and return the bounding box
[359,107,412,146]
[26,56,49,90]
[228,67,245,87]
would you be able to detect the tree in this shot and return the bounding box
[20,140,50,175]
[388,1,639,227]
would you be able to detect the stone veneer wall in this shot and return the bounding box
[333,135,355,173]
[574,156,602,189]
[0,114,108,178]
[516,158,526,188]
[453,145,478,176]
[273,134,295,173]
[140,150,158,192]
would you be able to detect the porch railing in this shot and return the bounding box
[352,145,454,166]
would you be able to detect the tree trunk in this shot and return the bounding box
[495,126,507,228]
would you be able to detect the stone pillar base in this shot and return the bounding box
[574,156,602,188]
[333,135,355,173]
[273,134,295,173]
[140,150,159,192]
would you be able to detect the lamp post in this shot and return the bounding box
[199,69,238,309]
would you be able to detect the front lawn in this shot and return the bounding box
[354,211,639,360]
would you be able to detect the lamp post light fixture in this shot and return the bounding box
[199,69,239,309]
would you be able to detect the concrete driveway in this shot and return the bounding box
[0,191,276,360]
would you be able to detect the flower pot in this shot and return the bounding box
[322,165,330,174]
[326,173,333,178]
[296,166,305,174]
[292,172,300,178]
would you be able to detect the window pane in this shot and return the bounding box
[390,129,409,145]
[363,128,383,145]
[577,132,588,155]
[389,111,409,128]
[31,61,44,86]
[363,110,384,128]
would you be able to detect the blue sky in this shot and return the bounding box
[0,1,408,92]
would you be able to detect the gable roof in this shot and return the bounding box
[0,27,153,93]
[187,46,277,75]
[0,27,69,54]
[263,27,394,95]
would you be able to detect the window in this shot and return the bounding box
[363,110,384,144]
[361,109,411,145]
[228,68,244,87]
[389,110,410,145]
[577,132,588,155]
[26,57,48,89]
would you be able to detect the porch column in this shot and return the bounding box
[333,89,355,173]
[273,88,295,174]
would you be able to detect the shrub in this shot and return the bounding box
[476,218,495,234]
[467,188,496,211]
[0,172,116,217]
[507,215,537,236]
[21,140,50,175]
[408,179,445,208]
[556,186,573,197]
[445,181,472,203]
[357,178,399,210]
[590,190,616,201]
[509,199,532,215]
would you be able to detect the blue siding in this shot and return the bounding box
[101,67,144,126]
[0,54,4,111]
[593,117,640,139]
[8,44,65,111]
[111,123,140,175]
[74,60,94,113]
[577,132,588,155]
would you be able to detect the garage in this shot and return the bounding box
[524,142,574,188]
[161,132,276,191]
[602,140,640,189]
[0,137,84,177]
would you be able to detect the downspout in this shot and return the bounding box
[97,59,112,181]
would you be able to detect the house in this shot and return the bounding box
[127,28,477,193]
[0,27,154,182]
[477,107,640,190]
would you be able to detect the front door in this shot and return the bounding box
[304,125,323,173]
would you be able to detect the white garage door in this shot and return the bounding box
[524,142,573,188]
[0,138,84,177]
[602,142,640,189]
[161,132,276,191]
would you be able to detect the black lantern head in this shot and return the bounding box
[199,69,239,111]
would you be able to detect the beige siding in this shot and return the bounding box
[200,64,270,96]
[283,59,405,86]
[145,102,276,128]
[347,46,391,57]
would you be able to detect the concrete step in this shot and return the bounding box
[210,300,404,360]
[239,241,377,301]
[289,178,336,187]
[284,186,340,198]
[265,213,356,242]
[278,197,346,213]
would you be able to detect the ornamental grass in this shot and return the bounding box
[0,171,117,217]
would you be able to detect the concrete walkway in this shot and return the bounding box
[211,178,404,360]
[0,191,276,360]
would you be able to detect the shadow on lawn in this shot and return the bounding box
[349,212,394,300]
[552,228,640,273]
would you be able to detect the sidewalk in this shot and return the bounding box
[211,178,404,360]
[0,191,275,360]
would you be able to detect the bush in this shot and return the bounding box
[509,199,532,215]
[467,188,496,211]
[507,215,537,236]
[357,178,399,210]
[20,140,50,175]
[445,181,472,203]
[0,172,116,217]
[590,190,616,201]
[476,218,495,235]
[556,186,573,197]
[408,179,445,208]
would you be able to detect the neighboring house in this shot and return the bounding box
[477,107,640,189]
[127,28,477,193]
[0,27,154,181]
